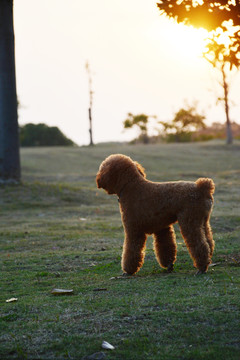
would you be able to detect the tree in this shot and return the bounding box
[156,0,240,144]
[123,113,155,144]
[0,0,20,181]
[85,61,94,146]
[20,123,74,147]
[156,0,240,33]
[160,105,206,142]
[203,31,240,144]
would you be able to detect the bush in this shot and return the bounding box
[165,131,192,143]
[20,123,74,147]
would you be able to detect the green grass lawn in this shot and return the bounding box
[1,141,239,360]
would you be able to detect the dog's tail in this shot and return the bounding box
[196,178,215,198]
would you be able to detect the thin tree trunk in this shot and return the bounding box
[88,107,93,146]
[85,62,94,146]
[222,65,233,145]
[0,0,21,181]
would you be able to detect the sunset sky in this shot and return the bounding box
[14,0,240,145]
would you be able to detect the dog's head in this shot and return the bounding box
[96,154,146,195]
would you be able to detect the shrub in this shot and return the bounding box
[20,123,74,147]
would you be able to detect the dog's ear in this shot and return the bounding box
[96,164,117,194]
[135,161,146,178]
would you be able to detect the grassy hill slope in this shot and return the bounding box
[1,141,239,359]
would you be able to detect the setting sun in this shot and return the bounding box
[148,19,209,62]
[168,23,209,58]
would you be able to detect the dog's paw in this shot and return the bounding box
[122,272,134,277]
[167,263,174,273]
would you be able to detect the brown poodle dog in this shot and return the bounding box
[96,154,215,275]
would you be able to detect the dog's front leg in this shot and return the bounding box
[121,229,147,275]
[153,226,177,271]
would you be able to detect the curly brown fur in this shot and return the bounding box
[96,154,215,275]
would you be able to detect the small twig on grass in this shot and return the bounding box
[93,288,108,292]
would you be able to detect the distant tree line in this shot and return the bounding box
[20,123,74,147]
[192,121,240,142]
[123,108,240,144]
[162,121,240,143]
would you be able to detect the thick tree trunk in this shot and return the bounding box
[222,65,233,145]
[0,0,21,181]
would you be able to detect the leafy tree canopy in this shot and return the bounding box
[123,113,157,144]
[173,107,206,130]
[160,105,206,142]
[204,29,240,70]
[156,0,240,31]
[20,123,74,147]
[123,113,149,133]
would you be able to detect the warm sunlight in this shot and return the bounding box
[148,19,209,61]
[168,23,209,58]
[212,22,239,47]
[14,1,240,145]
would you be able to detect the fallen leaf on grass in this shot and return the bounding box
[51,288,74,295]
[6,298,18,303]
[209,263,219,267]
[102,341,115,350]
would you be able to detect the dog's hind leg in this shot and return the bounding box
[153,226,177,271]
[121,230,147,275]
[178,217,211,273]
[204,219,215,258]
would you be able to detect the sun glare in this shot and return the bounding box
[167,23,209,59]
[148,20,210,61]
